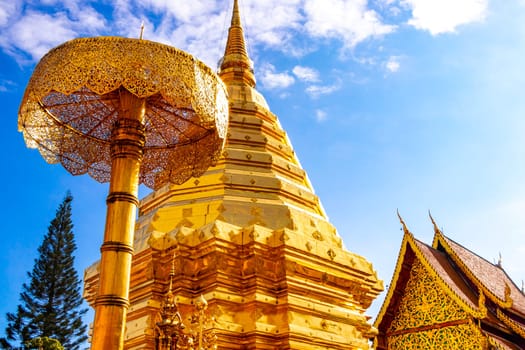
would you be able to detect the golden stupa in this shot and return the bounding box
[84,1,383,348]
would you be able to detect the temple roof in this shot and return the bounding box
[433,231,525,315]
[374,223,485,333]
[374,215,525,348]
[487,333,523,350]
[413,238,480,311]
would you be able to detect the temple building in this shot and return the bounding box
[374,214,525,350]
[84,1,383,349]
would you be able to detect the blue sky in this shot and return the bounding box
[2,0,525,339]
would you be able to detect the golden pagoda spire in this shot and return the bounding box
[219,0,256,87]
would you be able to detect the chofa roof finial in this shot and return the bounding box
[397,209,411,236]
[428,210,442,235]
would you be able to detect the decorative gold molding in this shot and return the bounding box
[375,214,486,341]
[374,215,487,327]
[409,235,487,319]
[496,309,525,339]
[388,319,486,349]
[19,36,228,190]
[433,230,513,309]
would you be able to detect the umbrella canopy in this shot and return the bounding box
[18,36,228,190]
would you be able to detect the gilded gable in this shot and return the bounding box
[388,259,468,333]
[389,322,486,350]
[376,221,525,350]
[386,259,486,349]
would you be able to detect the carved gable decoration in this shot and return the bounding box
[388,322,486,350]
[374,218,525,350]
[388,260,468,333]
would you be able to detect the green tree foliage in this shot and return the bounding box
[25,337,64,350]
[4,193,88,349]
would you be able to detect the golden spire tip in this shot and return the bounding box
[219,0,256,87]
[232,0,241,26]
[139,21,145,40]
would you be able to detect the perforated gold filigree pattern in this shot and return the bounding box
[18,37,228,189]
[388,322,485,349]
[389,260,468,332]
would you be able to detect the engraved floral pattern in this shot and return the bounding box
[19,37,228,189]
[385,260,487,349]
[388,260,468,333]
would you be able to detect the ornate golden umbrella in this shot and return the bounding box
[18,37,228,350]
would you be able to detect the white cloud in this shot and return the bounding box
[388,6,402,17]
[140,0,220,23]
[385,56,401,73]
[306,80,342,98]
[243,0,303,47]
[74,7,106,32]
[4,11,78,62]
[0,0,399,67]
[0,79,16,92]
[0,0,488,72]
[378,0,397,4]
[292,65,320,82]
[164,14,227,68]
[315,109,328,122]
[259,63,295,89]
[401,0,488,35]
[0,0,107,63]
[375,0,403,17]
[0,0,19,27]
[303,0,396,49]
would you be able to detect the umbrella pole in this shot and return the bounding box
[91,89,146,350]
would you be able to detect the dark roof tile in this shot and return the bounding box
[443,235,525,315]
[415,239,480,310]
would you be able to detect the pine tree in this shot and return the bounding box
[4,192,88,349]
